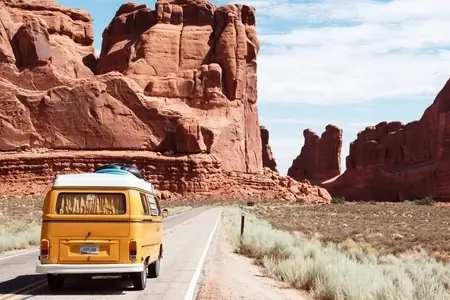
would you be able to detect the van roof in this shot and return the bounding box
[52,173,155,193]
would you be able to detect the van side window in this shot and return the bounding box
[147,194,160,216]
[140,193,150,215]
[154,196,162,214]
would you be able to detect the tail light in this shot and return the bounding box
[129,240,137,260]
[40,239,50,260]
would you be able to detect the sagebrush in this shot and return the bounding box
[223,206,450,300]
[0,217,41,252]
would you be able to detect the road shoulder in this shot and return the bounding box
[196,221,311,300]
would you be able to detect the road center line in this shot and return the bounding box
[10,281,48,300]
[183,209,222,300]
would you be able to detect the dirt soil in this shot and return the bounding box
[249,202,450,261]
[197,221,311,300]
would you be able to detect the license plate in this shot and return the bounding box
[80,245,99,254]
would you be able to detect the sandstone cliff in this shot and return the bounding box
[0,0,261,173]
[288,125,342,184]
[0,0,331,203]
[260,126,277,172]
[325,79,450,201]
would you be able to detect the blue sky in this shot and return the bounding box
[59,0,450,174]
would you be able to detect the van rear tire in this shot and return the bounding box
[148,257,160,278]
[47,274,65,290]
[132,264,147,290]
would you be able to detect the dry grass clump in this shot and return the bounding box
[223,206,450,300]
[0,195,43,252]
[0,216,41,252]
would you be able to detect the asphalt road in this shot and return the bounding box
[0,206,222,300]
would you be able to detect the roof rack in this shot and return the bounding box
[52,172,155,194]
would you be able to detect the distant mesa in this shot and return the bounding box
[288,124,342,185]
[260,126,278,172]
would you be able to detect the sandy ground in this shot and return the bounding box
[196,222,311,300]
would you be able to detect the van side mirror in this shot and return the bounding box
[161,208,169,218]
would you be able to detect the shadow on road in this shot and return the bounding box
[0,274,135,298]
[0,274,46,295]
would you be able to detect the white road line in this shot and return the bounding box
[183,209,222,300]
[0,248,39,261]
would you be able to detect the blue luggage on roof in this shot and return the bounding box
[94,168,135,176]
[94,163,143,179]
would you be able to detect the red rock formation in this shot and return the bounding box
[0,150,330,204]
[260,126,277,172]
[0,0,331,203]
[288,125,342,184]
[0,0,261,173]
[325,78,450,201]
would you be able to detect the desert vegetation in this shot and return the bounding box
[223,204,450,300]
[250,202,450,258]
[0,196,42,252]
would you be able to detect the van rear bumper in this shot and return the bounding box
[36,263,144,274]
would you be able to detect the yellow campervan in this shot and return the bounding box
[35,164,164,291]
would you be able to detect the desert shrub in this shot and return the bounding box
[331,196,346,204]
[223,207,450,300]
[0,217,41,252]
[412,197,435,206]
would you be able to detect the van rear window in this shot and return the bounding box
[55,193,126,215]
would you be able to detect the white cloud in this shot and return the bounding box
[252,0,450,105]
[346,121,381,129]
[260,118,380,130]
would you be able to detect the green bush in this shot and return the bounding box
[331,196,346,204]
[413,197,435,206]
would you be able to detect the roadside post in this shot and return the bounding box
[239,201,254,241]
[240,212,245,238]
